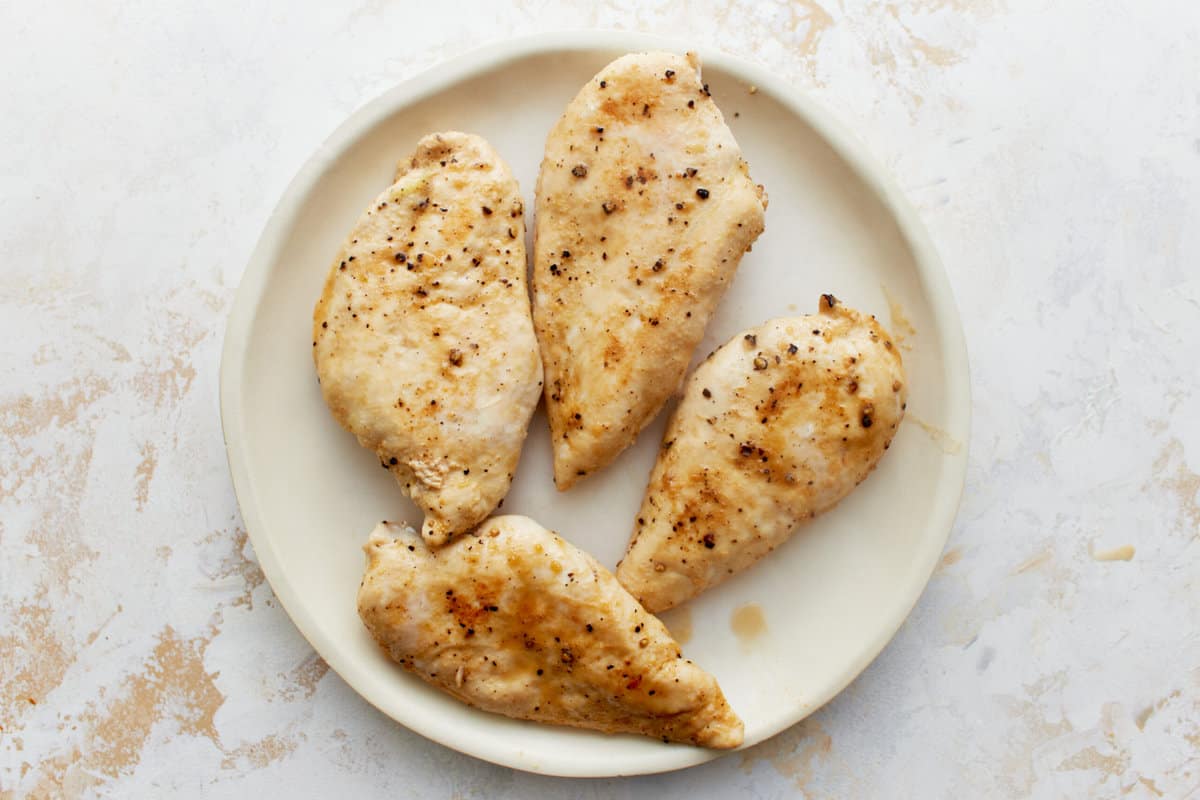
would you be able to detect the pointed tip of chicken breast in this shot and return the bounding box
[617,297,907,611]
[534,51,766,491]
[396,130,493,182]
[358,515,743,748]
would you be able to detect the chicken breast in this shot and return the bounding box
[357,515,743,748]
[617,296,906,611]
[533,51,766,489]
[314,132,542,546]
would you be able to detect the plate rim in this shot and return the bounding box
[219,29,972,777]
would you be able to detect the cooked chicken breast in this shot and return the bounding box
[357,515,743,748]
[617,296,906,611]
[314,132,542,546]
[533,51,766,489]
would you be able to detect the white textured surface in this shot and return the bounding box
[2,2,1198,798]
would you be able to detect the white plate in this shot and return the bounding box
[220,31,970,777]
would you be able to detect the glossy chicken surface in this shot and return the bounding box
[533,51,766,489]
[617,296,907,611]
[314,132,542,545]
[358,515,743,747]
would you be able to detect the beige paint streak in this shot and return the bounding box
[202,527,266,610]
[1135,689,1181,731]
[1055,744,1130,777]
[907,0,1006,14]
[276,654,331,702]
[92,627,223,774]
[20,626,224,790]
[0,375,111,503]
[131,308,208,410]
[18,624,308,790]
[854,1,1004,115]
[996,672,1075,795]
[787,1,835,60]
[885,5,963,68]
[23,748,95,799]
[0,604,74,725]
[1137,776,1166,797]
[220,733,303,771]
[134,442,157,512]
[0,374,112,440]
[910,36,961,67]
[1014,548,1053,575]
[1092,544,1135,562]
[937,547,963,572]
[2,442,100,730]
[133,353,198,410]
[1149,439,1200,534]
[739,717,833,788]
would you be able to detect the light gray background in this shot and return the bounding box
[2,2,1198,798]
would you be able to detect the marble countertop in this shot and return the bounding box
[3,2,1198,797]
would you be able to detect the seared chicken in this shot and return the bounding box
[533,52,766,489]
[357,515,743,748]
[617,296,906,611]
[314,132,542,546]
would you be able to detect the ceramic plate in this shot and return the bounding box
[220,31,970,777]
